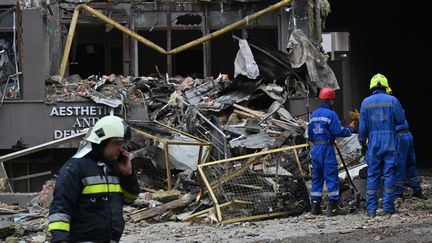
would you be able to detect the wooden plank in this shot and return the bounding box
[151,189,181,202]
[233,104,265,117]
[182,201,232,222]
[267,130,282,136]
[233,109,257,119]
[220,211,289,224]
[142,187,158,193]
[130,193,193,222]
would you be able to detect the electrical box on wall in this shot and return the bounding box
[322,32,350,61]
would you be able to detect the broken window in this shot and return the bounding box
[68,26,124,78]
[0,7,22,100]
[138,30,167,75]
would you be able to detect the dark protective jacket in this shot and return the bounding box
[48,156,139,242]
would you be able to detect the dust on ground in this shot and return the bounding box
[121,168,432,243]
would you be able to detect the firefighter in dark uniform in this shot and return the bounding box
[48,115,140,242]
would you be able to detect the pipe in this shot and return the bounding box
[80,5,166,54]
[167,0,293,55]
[59,4,166,77]
[59,6,81,77]
[59,0,293,77]
[0,130,87,163]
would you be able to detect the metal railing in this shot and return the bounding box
[191,106,229,161]
[196,144,310,223]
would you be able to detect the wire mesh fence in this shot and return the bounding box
[197,144,310,223]
[127,121,212,190]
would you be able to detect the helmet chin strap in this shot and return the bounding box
[73,140,110,161]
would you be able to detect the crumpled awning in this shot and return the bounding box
[287,29,339,92]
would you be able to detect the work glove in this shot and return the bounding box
[348,121,358,133]
[360,142,367,156]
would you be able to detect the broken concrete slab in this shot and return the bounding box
[258,83,287,104]
[0,193,38,208]
[30,180,55,209]
[0,219,14,239]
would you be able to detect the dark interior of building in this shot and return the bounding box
[327,1,431,164]
[68,26,123,78]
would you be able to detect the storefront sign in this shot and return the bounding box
[50,105,111,139]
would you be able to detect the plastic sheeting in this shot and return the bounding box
[234,39,260,79]
[287,29,339,92]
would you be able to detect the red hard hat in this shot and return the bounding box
[319,87,336,100]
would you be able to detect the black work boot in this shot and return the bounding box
[327,200,347,217]
[310,200,322,215]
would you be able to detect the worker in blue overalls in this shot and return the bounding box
[308,87,354,216]
[386,87,423,200]
[358,74,405,217]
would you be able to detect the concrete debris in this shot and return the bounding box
[0,193,38,209]
[30,180,55,211]
[0,178,9,192]
[130,194,193,222]
[258,83,287,103]
[229,132,286,149]
[0,219,14,239]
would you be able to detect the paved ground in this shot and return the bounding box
[121,168,432,243]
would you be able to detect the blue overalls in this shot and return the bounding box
[308,101,352,202]
[394,120,421,197]
[359,89,405,215]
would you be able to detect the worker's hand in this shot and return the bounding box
[360,142,367,156]
[348,120,358,133]
[117,149,132,176]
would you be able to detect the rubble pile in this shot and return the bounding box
[40,34,352,224]
[0,34,375,240]
[0,181,54,242]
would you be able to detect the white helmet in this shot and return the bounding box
[85,115,131,144]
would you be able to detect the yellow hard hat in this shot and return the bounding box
[386,87,392,94]
[85,115,131,144]
[370,73,389,90]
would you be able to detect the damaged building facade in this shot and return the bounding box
[0,0,355,193]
